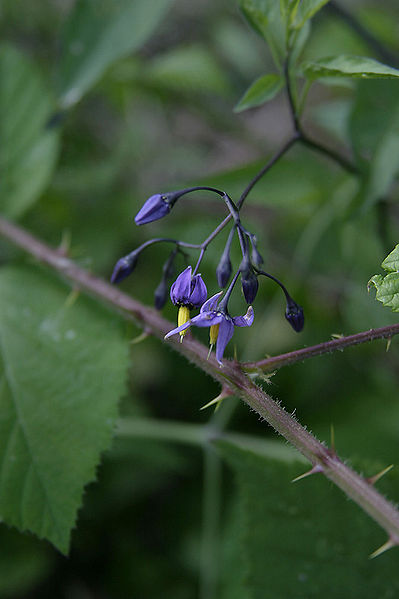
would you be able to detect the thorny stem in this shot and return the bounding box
[2,215,399,548]
[244,324,399,373]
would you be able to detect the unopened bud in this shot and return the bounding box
[285,298,304,332]
[216,252,232,287]
[111,251,139,284]
[241,263,259,304]
[154,278,168,310]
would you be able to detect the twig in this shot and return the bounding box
[1,215,399,549]
[244,324,399,372]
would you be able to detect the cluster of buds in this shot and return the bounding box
[111,186,304,365]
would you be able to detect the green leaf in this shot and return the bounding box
[234,73,283,112]
[302,55,399,80]
[349,81,399,209]
[382,245,399,272]
[0,44,60,218]
[239,0,286,67]
[0,266,129,553]
[57,0,173,108]
[144,44,230,95]
[369,245,399,312]
[291,0,330,29]
[220,441,399,599]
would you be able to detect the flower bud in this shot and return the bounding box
[241,264,259,304]
[251,245,264,267]
[216,252,232,288]
[111,251,139,284]
[285,298,304,332]
[154,278,168,310]
[134,194,171,225]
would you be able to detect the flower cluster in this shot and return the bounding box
[111,185,304,365]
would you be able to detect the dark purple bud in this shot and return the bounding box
[154,278,168,310]
[285,298,304,332]
[216,252,232,288]
[251,245,264,267]
[111,251,139,284]
[134,194,171,225]
[241,265,259,304]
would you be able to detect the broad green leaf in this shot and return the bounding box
[302,55,399,80]
[57,0,173,108]
[234,73,283,112]
[239,0,286,67]
[291,0,330,29]
[220,441,399,599]
[369,245,399,312]
[0,44,59,218]
[0,266,129,553]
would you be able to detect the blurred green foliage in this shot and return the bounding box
[1,0,399,597]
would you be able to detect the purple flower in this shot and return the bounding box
[135,194,171,225]
[170,266,207,309]
[165,292,254,365]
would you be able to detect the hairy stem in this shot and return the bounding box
[1,216,399,546]
[244,324,399,373]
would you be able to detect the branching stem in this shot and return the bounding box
[1,216,399,546]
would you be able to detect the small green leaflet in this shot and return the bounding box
[302,55,399,80]
[234,73,283,112]
[290,0,330,29]
[0,266,129,553]
[369,245,399,312]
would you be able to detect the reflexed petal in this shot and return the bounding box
[170,266,192,305]
[215,319,234,365]
[190,274,207,307]
[164,319,192,339]
[135,194,170,225]
[200,291,223,313]
[190,312,223,328]
[232,305,254,327]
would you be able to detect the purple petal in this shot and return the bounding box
[135,194,170,225]
[190,312,223,328]
[215,319,234,365]
[232,305,254,328]
[164,319,192,339]
[200,291,223,313]
[170,266,192,305]
[189,274,207,308]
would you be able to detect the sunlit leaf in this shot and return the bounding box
[291,0,330,29]
[239,0,286,67]
[0,266,129,553]
[369,245,399,313]
[302,55,399,80]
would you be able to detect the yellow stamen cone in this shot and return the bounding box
[209,323,220,345]
[177,306,190,341]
